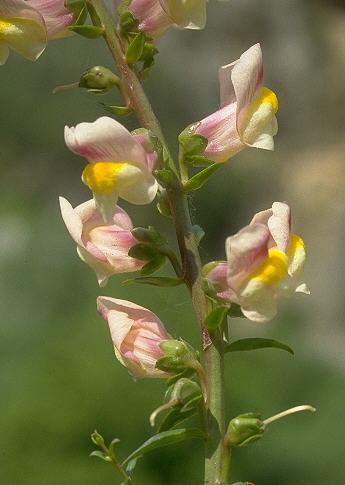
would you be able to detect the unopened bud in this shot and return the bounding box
[79,66,120,94]
[226,413,265,447]
[91,430,105,447]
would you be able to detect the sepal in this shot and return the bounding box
[157,340,199,373]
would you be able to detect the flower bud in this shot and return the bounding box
[79,66,120,93]
[97,297,172,378]
[157,340,199,373]
[226,413,265,447]
[91,430,105,447]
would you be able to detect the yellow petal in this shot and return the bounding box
[82,162,142,194]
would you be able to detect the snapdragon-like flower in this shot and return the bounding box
[193,43,278,163]
[0,0,46,64]
[59,197,143,287]
[0,0,75,65]
[97,297,171,378]
[129,0,206,38]
[27,0,75,39]
[206,202,309,322]
[64,117,158,221]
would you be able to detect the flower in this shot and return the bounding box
[27,0,75,39]
[0,0,76,65]
[97,296,171,378]
[192,43,278,163]
[129,0,206,38]
[59,197,144,287]
[206,202,309,322]
[64,117,158,221]
[0,0,46,65]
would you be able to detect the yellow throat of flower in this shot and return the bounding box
[250,248,288,286]
[82,162,129,194]
[253,86,279,114]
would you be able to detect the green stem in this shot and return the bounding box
[89,2,227,482]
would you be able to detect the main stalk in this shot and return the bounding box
[89,1,227,482]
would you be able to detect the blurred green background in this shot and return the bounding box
[1,0,345,484]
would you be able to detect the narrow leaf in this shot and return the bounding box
[225,338,294,355]
[204,306,229,331]
[101,104,132,116]
[189,155,215,167]
[158,407,197,432]
[140,255,166,276]
[122,276,183,287]
[90,450,111,462]
[184,163,221,192]
[122,428,204,466]
[126,33,146,64]
[69,25,104,38]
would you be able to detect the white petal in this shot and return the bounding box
[64,117,148,167]
[119,171,158,205]
[59,196,83,246]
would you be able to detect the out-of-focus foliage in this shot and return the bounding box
[0,1,344,484]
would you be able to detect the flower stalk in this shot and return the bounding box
[88,0,227,482]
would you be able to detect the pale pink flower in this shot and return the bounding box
[97,297,171,378]
[206,202,309,322]
[27,0,75,39]
[59,197,143,287]
[0,0,77,65]
[64,117,158,221]
[0,0,46,65]
[129,0,206,38]
[193,44,278,163]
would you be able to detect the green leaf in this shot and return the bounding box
[166,368,194,386]
[189,155,215,167]
[90,450,111,462]
[122,428,205,466]
[184,163,221,192]
[140,255,166,276]
[126,32,146,64]
[101,104,132,116]
[225,338,294,355]
[158,407,197,432]
[156,190,172,218]
[69,25,104,38]
[125,458,138,474]
[122,276,183,287]
[204,306,229,331]
[180,395,202,412]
